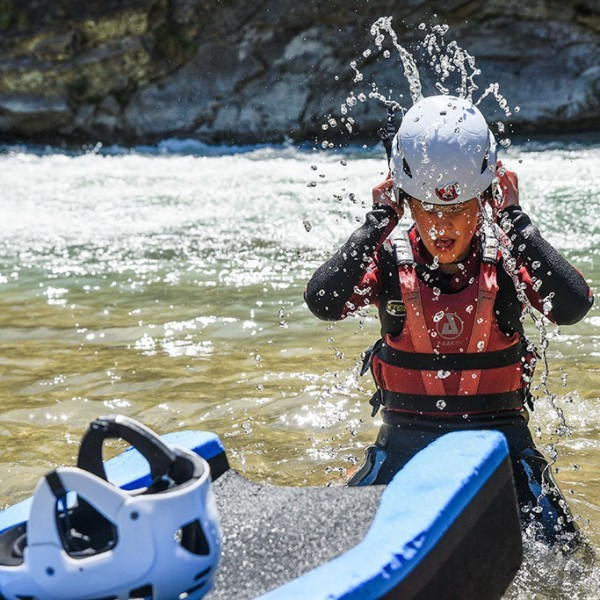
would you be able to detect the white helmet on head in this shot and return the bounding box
[0,415,221,600]
[391,95,497,204]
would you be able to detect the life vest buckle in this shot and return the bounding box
[369,390,382,417]
[360,339,383,376]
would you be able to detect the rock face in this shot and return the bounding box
[0,0,598,146]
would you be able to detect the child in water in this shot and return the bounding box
[305,95,594,547]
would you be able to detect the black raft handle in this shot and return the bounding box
[76,415,184,485]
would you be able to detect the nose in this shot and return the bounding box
[434,209,453,230]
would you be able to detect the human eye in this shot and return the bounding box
[443,204,465,215]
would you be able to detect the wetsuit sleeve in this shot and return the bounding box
[304,206,398,320]
[499,205,594,325]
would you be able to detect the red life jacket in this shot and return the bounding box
[368,226,534,417]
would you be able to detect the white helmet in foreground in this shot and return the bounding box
[391,95,497,204]
[0,415,221,600]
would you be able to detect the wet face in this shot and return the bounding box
[408,198,481,268]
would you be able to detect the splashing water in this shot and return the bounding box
[479,203,574,470]
[477,82,513,118]
[370,17,423,105]
[423,26,481,101]
[336,17,509,129]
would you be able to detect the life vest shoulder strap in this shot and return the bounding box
[481,222,500,264]
[378,237,406,338]
[391,230,414,266]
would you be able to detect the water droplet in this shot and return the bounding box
[436,399,446,410]
[353,285,371,296]
[466,304,474,313]
[307,181,317,188]
[303,220,312,232]
[433,311,445,322]
[477,341,485,351]
[383,49,391,58]
[437,370,450,379]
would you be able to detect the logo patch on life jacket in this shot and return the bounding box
[385,300,406,316]
[436,313,464,339]
[435,182,460,202]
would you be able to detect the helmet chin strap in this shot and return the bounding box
[379,106,397,166]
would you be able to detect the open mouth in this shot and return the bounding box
[434,238,456,252]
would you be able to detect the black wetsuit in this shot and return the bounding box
[305,204,594,547]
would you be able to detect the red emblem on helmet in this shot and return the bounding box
[435,183,460,202]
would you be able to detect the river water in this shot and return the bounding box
[0,139,597,597]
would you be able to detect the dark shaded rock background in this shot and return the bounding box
[0,0,598,146]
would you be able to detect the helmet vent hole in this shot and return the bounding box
[0,523,27,566]
[402,158,412,178]
[480,155,489,174]
[176,519,210,556]
[57,496,118,559]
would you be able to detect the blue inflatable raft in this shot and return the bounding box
[0,428,522,599]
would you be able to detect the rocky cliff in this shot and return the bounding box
[0,0,598,146]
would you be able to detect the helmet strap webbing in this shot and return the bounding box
[379,106,397,165]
